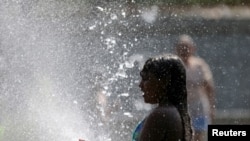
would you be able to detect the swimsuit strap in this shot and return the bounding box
[132,119,146,141]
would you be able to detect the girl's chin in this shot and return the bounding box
[143,97,157,104]
[143,98,151,103]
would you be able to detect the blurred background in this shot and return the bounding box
[0,0,249,141]
[123,0,250,124]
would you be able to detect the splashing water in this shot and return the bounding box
[0,1,94,140]
[141,5,159,24]
[0,1,154,141]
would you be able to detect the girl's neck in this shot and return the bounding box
[158,97,170,106]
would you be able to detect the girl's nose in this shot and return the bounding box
[139,80,143,89]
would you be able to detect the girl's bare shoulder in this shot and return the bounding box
[148,106,181,123]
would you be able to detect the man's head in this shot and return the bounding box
[175,34,196,63]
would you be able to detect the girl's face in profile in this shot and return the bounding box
[139,71,165,104]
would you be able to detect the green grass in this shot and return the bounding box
[0,125,4,139]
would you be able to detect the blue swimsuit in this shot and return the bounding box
[132,119,145,141]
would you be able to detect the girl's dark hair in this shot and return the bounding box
[141,53,193,141]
